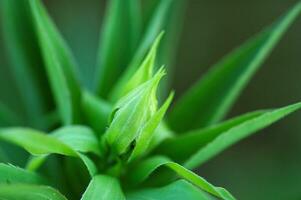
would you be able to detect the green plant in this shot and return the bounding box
[0,0,300,199]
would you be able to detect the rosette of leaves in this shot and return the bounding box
[0,0,301,199]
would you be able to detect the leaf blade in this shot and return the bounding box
[29,0,81,125]
[184,102,301,169]
[0,184,67,200]
[127,180,216,200]
[168,2,301,132]
[128,156,235,200]
[81,175,125,200]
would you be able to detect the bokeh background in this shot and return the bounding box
[1,0,301,199]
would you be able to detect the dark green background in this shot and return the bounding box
[1,0,301,199]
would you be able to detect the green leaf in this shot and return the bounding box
[168,2,301,132]
[0,163,45,184]
[129,92,174,161]
[127,156,235,200]
[110,32,164,102]
[110,0,173,98]
[0,127,97,176]
[51,125,101,155]
[29,0,81,125]
[0,102,21,126]
[156,110,265,163]
[81,175,125,200]
[0,184,67,200]
[95,0,142,97]
[104,69,165,155]
[1,0,51,128]
[127,180,216,200]
[81,91,112,134]
[184,102,301,169]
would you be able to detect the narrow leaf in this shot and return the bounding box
[128,156,235,200]
[184,102,301,169]
[95,0,142,97]
[81,175,125,200]
[0,184,67,200]
[168,2,301,132]
[29,0,81,125]
[110,0,173,98]
[1,0,51,127]
[127,180,216,200]
[156,110,265,163]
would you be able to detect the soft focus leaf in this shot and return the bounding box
[81,175,125,200]
[0,163,45,184]
[51,125,100,155]
[156,110,265,163]
[111,0,173,98]
[29,0,81,125]
[127,180,216,200]
[0,127,97,176]
[1,0,51,128]
[0,102,21,126]
[168,2,301,132]
[110,32,164,102]
[0,184,67,200]
[81,91,112,134]
[95,0,142,97]
[184,102,301,169]
[128,156,235,200]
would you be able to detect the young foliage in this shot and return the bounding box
[0,0,300,200]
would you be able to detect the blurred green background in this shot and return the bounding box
[1,0,301,199]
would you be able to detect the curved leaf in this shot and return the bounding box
[127,180,216,200]
[128,156,235,200]
[168,2,301,132]
[0,163,45,184]
[51,125,100,155]
[184,102,301,169]
[156,110,265,162]
[29,0,81,125]
[0,127,97,176]
[81,175,125,200]
[0,184,67,200]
